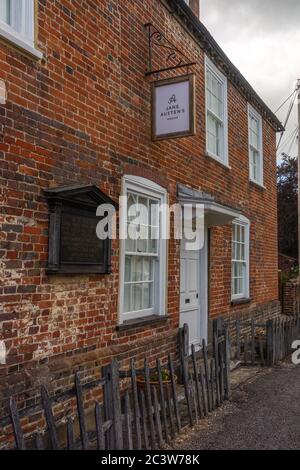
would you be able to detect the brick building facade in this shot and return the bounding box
[0,0,283,444]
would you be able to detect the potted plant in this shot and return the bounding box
[136,369,177,390]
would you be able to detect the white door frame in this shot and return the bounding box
[199,226,208,345]
[180,226,208,348]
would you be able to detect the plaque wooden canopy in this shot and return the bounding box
[44,185,118,275]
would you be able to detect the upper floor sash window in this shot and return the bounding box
[248,104,264,185]
[205,56,228,165]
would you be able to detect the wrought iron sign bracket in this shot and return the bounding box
[144,23,196,77]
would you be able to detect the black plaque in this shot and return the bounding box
[60,211,104,265]
[44,185,118,274]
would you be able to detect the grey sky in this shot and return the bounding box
[201,0,300,160]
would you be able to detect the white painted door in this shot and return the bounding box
[180,240,206,350]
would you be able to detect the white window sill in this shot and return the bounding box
[0,25,43,60]
[205,151,231,169]
[249,179,265,190]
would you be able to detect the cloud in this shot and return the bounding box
[202,0,300,35]
[201,0,300,159]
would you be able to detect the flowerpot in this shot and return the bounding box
[136,375,177,391]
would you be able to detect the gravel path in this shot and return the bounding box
[171,363,300,450]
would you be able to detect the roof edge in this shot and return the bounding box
[164,0,284,132]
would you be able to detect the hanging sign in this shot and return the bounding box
[151,74,196,141]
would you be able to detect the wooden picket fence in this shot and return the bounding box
[218,314,300,368]
[5,314,300,450]
[226,318,268,366]
[6,329,230,450]
[266,315,300,366]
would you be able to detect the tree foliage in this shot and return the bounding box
[277,153,298,258]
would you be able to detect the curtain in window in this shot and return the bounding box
[123,192,159,314]
[0,0,34,43]
[0,0,11,24]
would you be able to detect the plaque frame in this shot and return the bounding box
[151,74,196,141]
[44,185,118,275]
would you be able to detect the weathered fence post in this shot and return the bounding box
[213,317,226,342]
[157,359,169,443]
[236,319,241,361]
[102,359,123,450]
[202,338,212,411]
[95,403,105,450]
[168,354,181,433]
[35,433,44,450]
[251,319,256,365]
[67,418,75,450]
[266,319,275,367]
[41,386,60,450]
[213,334,220,406]
[75,372,89,450]
[144,359,156,448]
[131,359,142,450]
[224,327,231,400]
[9,397,26,450]
[179,323,189,383]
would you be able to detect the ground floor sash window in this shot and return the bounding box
[232,216,250,300]
[119,175,167,323]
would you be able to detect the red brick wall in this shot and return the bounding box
[0,0,279,442]
[282,279,300,316]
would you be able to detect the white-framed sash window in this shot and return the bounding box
[0,0,42,58]
[232,216,250,300]
[205,56,228,165]
[248,104,263,185]
[119,175,168,323]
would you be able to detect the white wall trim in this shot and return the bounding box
[200,227,208,344]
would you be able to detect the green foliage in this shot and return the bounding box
[280,265,299,285]
[277,153,298,259]
[149,369,171,382]
[290,265,299,278]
